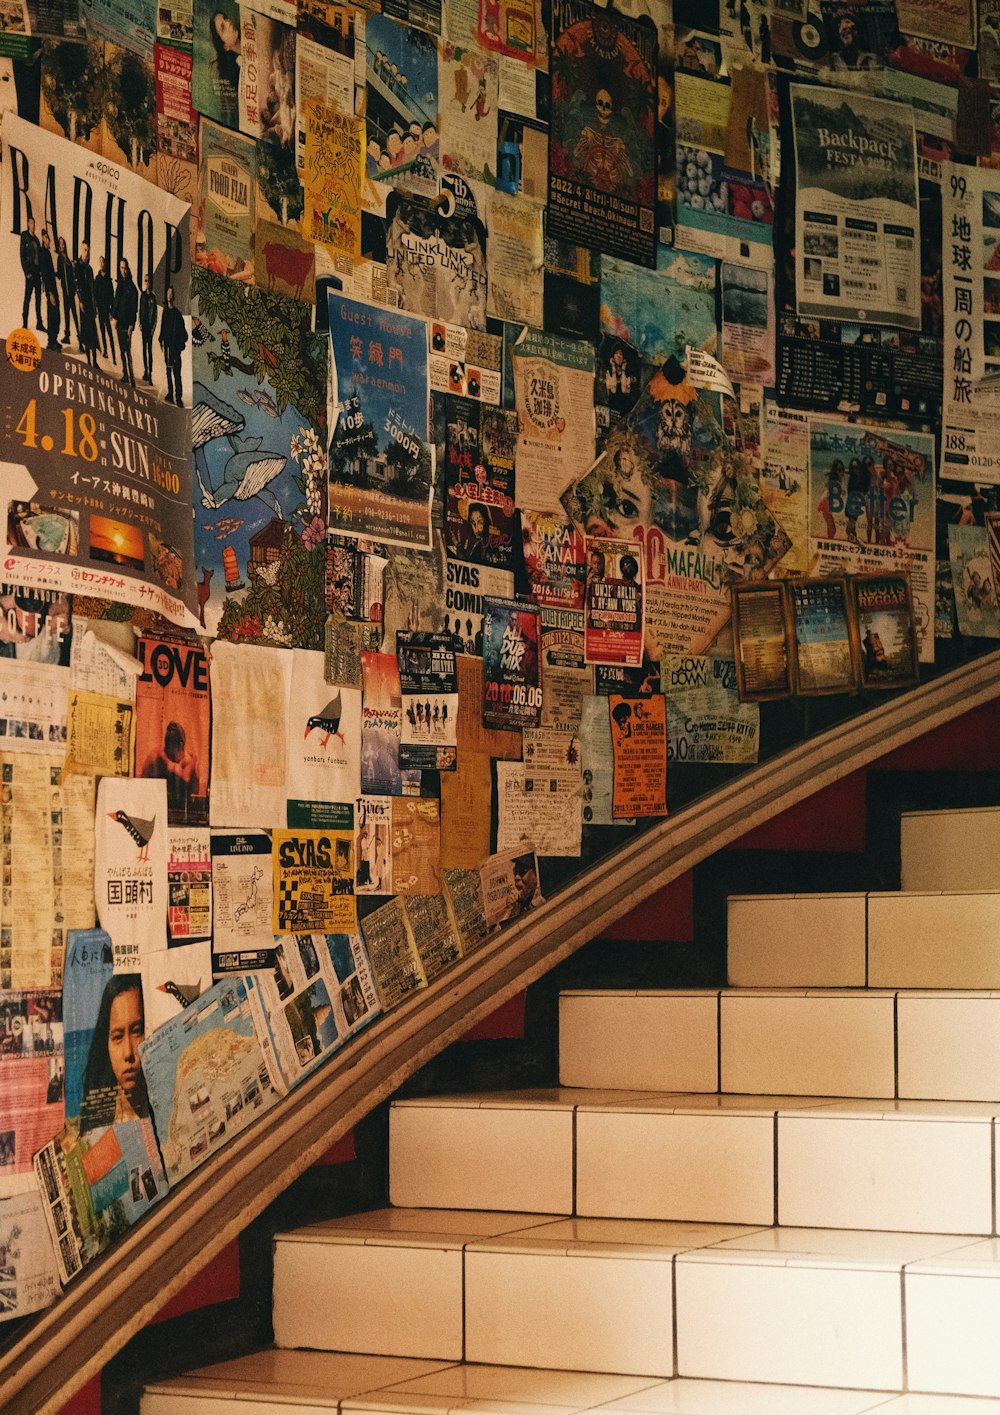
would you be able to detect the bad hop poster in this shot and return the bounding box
[0,116,196,627]
[548,0,657,268]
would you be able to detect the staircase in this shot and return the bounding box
[143,804,1000,1413]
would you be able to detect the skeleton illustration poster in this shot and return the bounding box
[302,98,364,260]
[547,0,657,267]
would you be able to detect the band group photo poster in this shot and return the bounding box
[1,117,195,626]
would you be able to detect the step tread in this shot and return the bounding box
[142,1355,1000,1412]
[393,1090,1000,1119]
[272,1210,990,1272]
[561,988,1000,1000]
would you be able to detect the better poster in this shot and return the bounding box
[547,0,657,267]
[789,85,921,329]
[0,115,196,627]
[328,292,434,549]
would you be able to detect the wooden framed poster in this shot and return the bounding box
[788,577,859,696]
[731,580,795,702]
[848,572,919,691]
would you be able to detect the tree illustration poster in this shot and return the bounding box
[547,0,657,268]
[328,291,434,550]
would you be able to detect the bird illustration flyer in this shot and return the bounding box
[0,117,196,627]
[286,648,363,809]
[94,779,169,971]
[272,828,357,933]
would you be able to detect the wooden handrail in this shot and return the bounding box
[6,647,1000,1415]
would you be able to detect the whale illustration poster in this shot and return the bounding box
[191,268,328,649]
[0,115,196,627]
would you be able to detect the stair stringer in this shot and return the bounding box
[6,646,1000,1415]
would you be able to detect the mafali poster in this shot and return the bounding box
[547,0,657,267]
[789,84,920,330]
[328,293,434,549]
[0,115,196,627]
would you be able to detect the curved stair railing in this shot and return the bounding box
[6,646,1000,1415]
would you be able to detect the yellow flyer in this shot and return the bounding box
[302,98,364,261]
[272,828,357,934]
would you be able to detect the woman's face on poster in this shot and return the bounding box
[108,987,144,1100]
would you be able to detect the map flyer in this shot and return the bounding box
[0,116,196,627]
[210,830,277,974]
[139,974,279,1184]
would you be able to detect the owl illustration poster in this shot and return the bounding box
[548,0,657,267]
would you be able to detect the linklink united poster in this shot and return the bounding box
[0,115,195,626]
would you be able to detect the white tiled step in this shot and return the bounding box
[273,1209,768,1373]
[390,1091,1000,1233]
[726,889,1000,989]
[140,1352,1000,1415]
[561,989,1000,1102]
[900,807,1000,893]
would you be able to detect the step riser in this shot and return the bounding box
[900,808,1000,894]
[272,1238,1000,1398]
[390,1103,1000,1234]
[725,892,1000,991]
[560,992,1000,1101]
